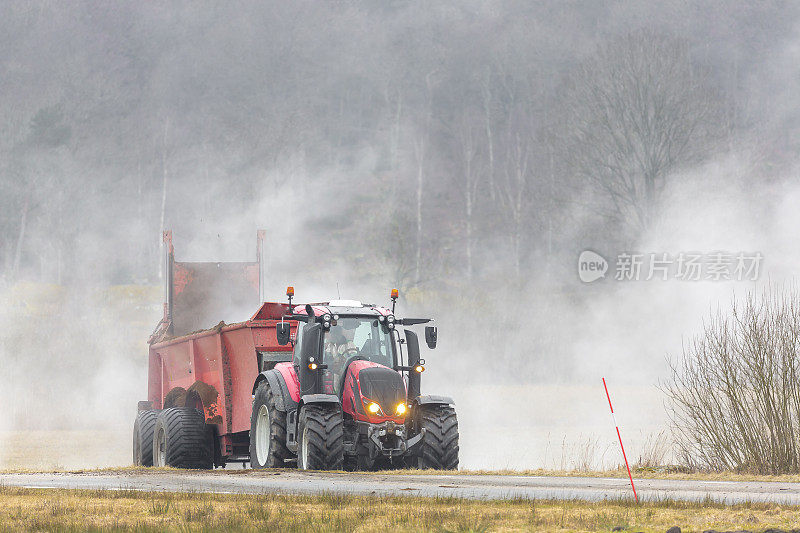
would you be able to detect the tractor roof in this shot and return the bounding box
[293,302,392,317]
[249,301,392,322]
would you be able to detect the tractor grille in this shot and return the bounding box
[358,367,405,411]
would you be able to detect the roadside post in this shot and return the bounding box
[602,377,638,502]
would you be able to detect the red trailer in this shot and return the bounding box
[134,232,458,470]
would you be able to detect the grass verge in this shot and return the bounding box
[0,485,794,532]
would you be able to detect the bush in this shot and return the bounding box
[664,285,800,474]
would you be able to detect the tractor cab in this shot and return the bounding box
[291,302,397,398]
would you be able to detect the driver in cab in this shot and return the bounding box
[325,321,360,388]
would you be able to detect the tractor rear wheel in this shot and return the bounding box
[414,405,459,470]
[249,382,291,468]
[297,404,344,471]
[152,407,213,469]
[133,410,158,467]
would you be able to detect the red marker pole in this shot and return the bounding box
[602,377,638,502]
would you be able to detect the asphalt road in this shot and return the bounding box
[1,470,800,504]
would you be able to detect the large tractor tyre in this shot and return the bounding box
[297,404,344,471]
[249,382,292,468]
[152,407,213,469]
[133,410,158,467]
[414,405,459,470]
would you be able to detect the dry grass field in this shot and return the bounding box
[0,485,796,532]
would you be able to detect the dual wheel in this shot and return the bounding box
[249,382,343,470]
[133,408,212,469]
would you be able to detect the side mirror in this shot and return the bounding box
[276,323,291,345]
[425,326,437,349]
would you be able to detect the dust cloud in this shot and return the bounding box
[1,2,798,470]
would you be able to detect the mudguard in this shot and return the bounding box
[254,369,298,412]
[415,394,455,406]
[300,394,340,406]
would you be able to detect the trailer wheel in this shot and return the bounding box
[152,407,213,469]
[133,410,158,467]
[249,382,291,468]
[414,405,459,470]
[297,404,344,471]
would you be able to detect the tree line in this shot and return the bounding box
[0,1,795,291]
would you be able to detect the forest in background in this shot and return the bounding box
[2,1,796,292]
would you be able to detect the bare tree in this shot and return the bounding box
[410,70,438,286]
[664,285,800,474]
[452,107,484,280]
[480,67,497,200]
[479,50,550,281]
[496,117,533,279]
[559,31,724,234]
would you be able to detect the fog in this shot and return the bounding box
[0,1,798,469]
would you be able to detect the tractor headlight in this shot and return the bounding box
[367,402,381,414]
[395,403,407,416]
[322,314,332,322]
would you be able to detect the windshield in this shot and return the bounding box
[323,317,394,383]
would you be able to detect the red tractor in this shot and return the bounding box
[134,232,458,470]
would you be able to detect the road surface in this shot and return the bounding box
[1,470,799,504]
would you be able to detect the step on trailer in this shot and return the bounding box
[133,231,459,470]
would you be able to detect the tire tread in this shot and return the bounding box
[154,407,212,469]
[249,382,292,468]
[417,405,459,470]
[299,404,344,470]
[133,410,158,467]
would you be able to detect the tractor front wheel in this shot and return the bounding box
[133,410,158,466]
[414,404,459,470]
[152,407,213,469]
[249,382,291,468]
[297,404,344,471]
